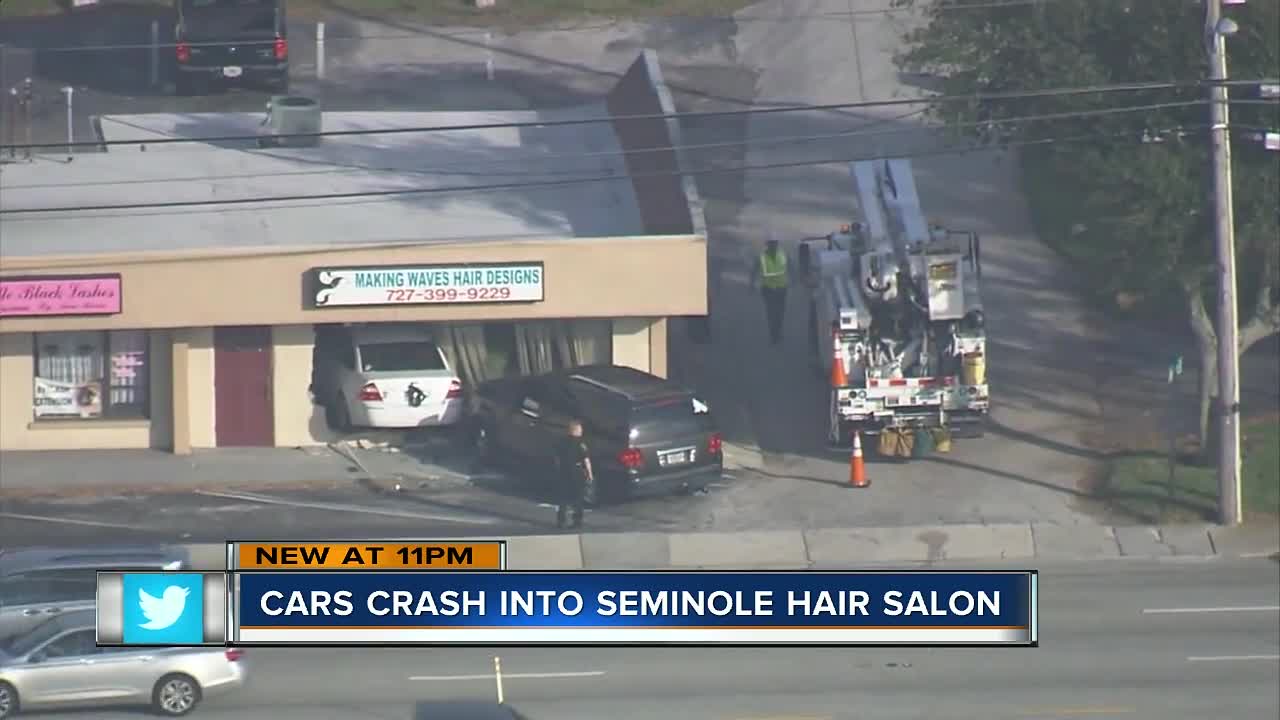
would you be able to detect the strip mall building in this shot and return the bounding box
[0,51,708,453]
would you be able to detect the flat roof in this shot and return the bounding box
[0,108,645,258]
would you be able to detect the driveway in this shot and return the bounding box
[667,0,1105,527]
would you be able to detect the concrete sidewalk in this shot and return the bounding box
[180,521,1280,570]
[0,447,364,498]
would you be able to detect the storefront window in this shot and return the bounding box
[433,320,613,387]
[33,330,150,421]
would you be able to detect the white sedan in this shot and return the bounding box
[313,324,465,431]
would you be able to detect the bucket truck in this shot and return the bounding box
[799,158,990,450]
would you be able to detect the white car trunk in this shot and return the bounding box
[359,370,454,410]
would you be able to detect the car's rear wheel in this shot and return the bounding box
[152,673,201,716]
[0,681,18,719]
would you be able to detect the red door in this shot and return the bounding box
[214,326,274,447]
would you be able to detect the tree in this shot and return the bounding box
[892,0,1280,448]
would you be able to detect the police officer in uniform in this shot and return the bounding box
[555,419,594,529]
[752,235,792,346]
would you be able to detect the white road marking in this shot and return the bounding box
[193,489,500,525]
[1187,654,1280,662]
[0,511,147,530]
[409,670,606,681]
[1142,605,1280,615]
[1240,551,1279,558]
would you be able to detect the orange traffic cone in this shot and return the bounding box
[849,431,869,488]
[830,332,848,388]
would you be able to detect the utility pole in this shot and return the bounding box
[1205,0,1242,525]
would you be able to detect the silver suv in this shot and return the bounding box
[0,546,189,644]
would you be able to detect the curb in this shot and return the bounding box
[721,441,765,470]
[179,522,1280,571]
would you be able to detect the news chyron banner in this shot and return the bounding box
[98,541,1038,647]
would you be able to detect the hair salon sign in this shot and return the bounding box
[0,274,123,318]
[312,263,545,308]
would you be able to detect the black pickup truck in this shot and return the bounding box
[173,0,289,95]
[468,365,722,504]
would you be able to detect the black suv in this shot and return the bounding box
[173,0,289,95]
[469,365,722,503]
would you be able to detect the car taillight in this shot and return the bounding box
[446,379,463,399]
[274,36,288,60]
[176,41,191,63]
[618,447,643,470]
[708,432,722,456]
[225,648,244,662]
[358,383,383,402]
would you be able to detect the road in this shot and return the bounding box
[27,558,1280,719]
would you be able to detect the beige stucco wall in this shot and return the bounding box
[167,327,215,453]
[0,332,171,451]
[271,324,335,448]
[611,317,668,378]
[0,235,707,333]
[612,318,654,374]
[648,317,668,379]
[185,328,216,450]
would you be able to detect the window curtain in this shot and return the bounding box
[515,321,558,375]
[436,324,490,388]
[37,331,104,385]
[555,319,611,367]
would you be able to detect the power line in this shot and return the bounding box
[2,100,1206,190]
[23,0,1079,53]
[2,122,1230,216]
[0,80,1252,153]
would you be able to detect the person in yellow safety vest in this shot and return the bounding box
[751,235,792,346]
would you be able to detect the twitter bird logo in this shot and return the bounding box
[138,585,190,630]
[122,574,205,645]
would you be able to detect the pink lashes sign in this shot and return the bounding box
[0,275,123,318]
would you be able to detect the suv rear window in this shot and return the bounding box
[630,396,708,431]
[358,342,447,373]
